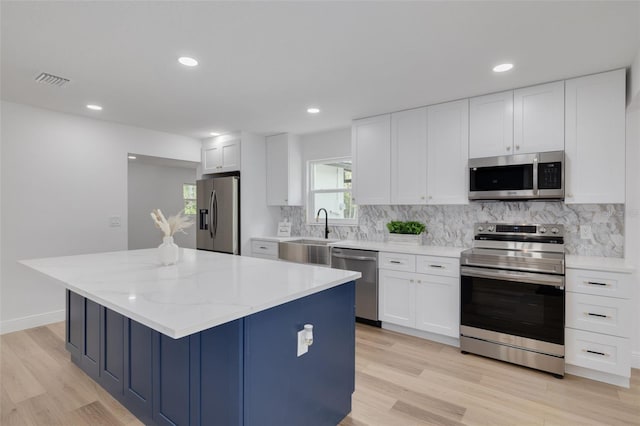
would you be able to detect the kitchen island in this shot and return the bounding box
[21,249,360,426]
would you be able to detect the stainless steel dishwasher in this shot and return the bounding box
[331,247,380,327]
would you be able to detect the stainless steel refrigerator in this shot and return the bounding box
[196,175,240,254]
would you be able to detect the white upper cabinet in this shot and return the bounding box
[469,90,514,158]
[265,133,302,206]
[513,81,565,154]
[390,107,428,204]
[352,114,391,205]
[202,136,240,174]
[427,99,469,204]
[565,69,625,204]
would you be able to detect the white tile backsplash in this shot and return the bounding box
[281,202,624,257]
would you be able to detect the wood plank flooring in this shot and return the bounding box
[1,322,638,425]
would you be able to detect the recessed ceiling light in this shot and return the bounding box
[307,107,320,114]
[210,132,221,136]
[178,56,198,67]
[86,104,102,111]
[493,63,514,73]
[128,155,137,160]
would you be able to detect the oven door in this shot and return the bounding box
[460,266,565,348]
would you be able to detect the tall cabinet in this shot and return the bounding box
[564,69,626,204]
[351,114,391,205]
[426,99,469,205]
[390,108,428,204]
[265,133,302,206]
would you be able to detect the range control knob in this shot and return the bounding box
[477,226,484,232]
[487,225,495,232]
[551,227,559,234]
[539,227,547,234]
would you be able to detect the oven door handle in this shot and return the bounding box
[461,266,564,288]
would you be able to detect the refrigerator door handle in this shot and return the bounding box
[209,191,215,239]
[212,190,218,237]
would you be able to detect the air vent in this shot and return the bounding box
[35,72,70,87]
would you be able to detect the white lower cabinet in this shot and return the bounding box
[565,264,633,386]
[415,274,459,338]
[250,239,279,260]
[379,269,415,328]
[379,252,460,340]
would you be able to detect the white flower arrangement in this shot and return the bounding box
[150,209,194,237]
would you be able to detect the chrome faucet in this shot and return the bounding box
[316,208,330,239]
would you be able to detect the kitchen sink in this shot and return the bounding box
[278,239,336,265]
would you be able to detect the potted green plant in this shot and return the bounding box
[386,221,426,245]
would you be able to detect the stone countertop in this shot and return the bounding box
[20,249,360,339]
[565,255,635,273]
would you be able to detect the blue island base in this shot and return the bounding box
[66,281,356,426]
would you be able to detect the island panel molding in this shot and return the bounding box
[65,284,355,426]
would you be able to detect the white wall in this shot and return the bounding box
[128,161,198,250]
[0,101,201,333]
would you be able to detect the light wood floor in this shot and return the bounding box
[1,323,639,426]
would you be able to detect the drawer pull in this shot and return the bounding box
[259,246,268,249]
[429,264,443,268]
[389,260,402,264]
[583,349,608,357]
[585,312,609,319]
[586,281,608,287]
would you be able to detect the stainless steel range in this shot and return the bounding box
[460,223,565,377]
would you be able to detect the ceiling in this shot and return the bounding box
[2,1,639,139]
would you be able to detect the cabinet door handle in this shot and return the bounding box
[389,260,402,264]
[585,312,609,318]
[515,145,520,150]
[259,246,268,250]
[583,349,608,357]
[506,146,511,151]
[409,279,414,283]
[586,281,608,287]
[429,264,443,268]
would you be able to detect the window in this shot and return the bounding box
[308,158,357,224]
[183,184,197,215]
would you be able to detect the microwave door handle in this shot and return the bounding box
[533,157,539,196]
[461,266,564,287]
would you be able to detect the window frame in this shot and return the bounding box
[306,157,357,226]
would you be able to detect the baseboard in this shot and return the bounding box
[0,309,65,335]
[632,351,640,369]
[565,364,630,388]
[381,322,460,348]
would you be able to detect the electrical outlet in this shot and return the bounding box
[109,216,121,227]
[297,329,308,357]
[580,225,593,240]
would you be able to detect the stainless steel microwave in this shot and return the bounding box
[469,151,564,201]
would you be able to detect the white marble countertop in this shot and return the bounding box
[21,249,360,339]
[566,255,636,273]
[328,240,466,258]
[251,236,342,243]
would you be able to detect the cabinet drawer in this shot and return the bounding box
[379,252,416,272]
[251,240,278,258]
[565,328,630,377]
[415,255,459,278]
[566,268,632,299]
[566,292,631,338]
